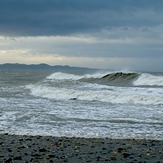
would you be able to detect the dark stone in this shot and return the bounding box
[111,157,116,160]
[39,148,47,152]
[60,155,65,159]
[70,98,77,100]
[64,159,68,162]
[31,154,41,157]
[55,142,61,147]
[97,156,101,161]
[14,156,22,160]
[18,146,25,149]
[117,147,124,153]
[48,154,56,158]
[4,158,12,163]
[123,153,130,158]
[8,149,12,152]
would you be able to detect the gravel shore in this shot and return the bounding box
[0,134,163,162]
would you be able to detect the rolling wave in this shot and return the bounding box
[81,72,139,86]
[25,71,163,106]
[47,71,163,87]
[47,71,139,86]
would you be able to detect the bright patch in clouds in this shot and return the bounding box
[0,29,163,71]
[0,49,64,64]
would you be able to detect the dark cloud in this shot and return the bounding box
[0,0,163,36]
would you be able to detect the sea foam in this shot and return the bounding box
[25,71,163,105]
[46,72,110,80]
[27,83,163,105]
[134,73,163,86]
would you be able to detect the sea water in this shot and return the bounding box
[0,69,163,139]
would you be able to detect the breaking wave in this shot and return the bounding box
[25,71,163,106]
[84,72,139,86]
[47,71,139,86]
[134,73,163,86]
[46,72,109,80]
[47,71,163,87]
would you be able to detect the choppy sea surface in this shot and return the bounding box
[0,69,163,139]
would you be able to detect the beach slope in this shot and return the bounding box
[0,134,163,162]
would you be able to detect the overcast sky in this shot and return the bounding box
[0,0,163,71]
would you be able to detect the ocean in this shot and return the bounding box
[0,69,163,139]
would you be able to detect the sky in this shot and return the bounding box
[0,0,163,72]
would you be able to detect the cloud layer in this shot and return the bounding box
[0,0,163,71]
[0,0,163,36]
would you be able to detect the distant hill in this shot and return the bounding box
[0,63,99,73]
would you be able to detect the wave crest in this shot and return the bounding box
[134,73,163,86]
[47,71,139,86]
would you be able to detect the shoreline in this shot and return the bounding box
[1,134,163,162]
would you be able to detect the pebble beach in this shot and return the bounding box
[0,134,163,162]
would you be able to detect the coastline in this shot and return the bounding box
[0,134,163,162]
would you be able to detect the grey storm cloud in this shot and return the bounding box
[0,0,163,72]
[0,0,163,36]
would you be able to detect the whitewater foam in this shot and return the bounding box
[46,71,119,80]
[27,83,163,105]
[47,72,82,80]
[134,73,163,86]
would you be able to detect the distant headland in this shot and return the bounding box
[0,63,99,72]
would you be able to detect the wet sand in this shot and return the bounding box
[0,134,163,162]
